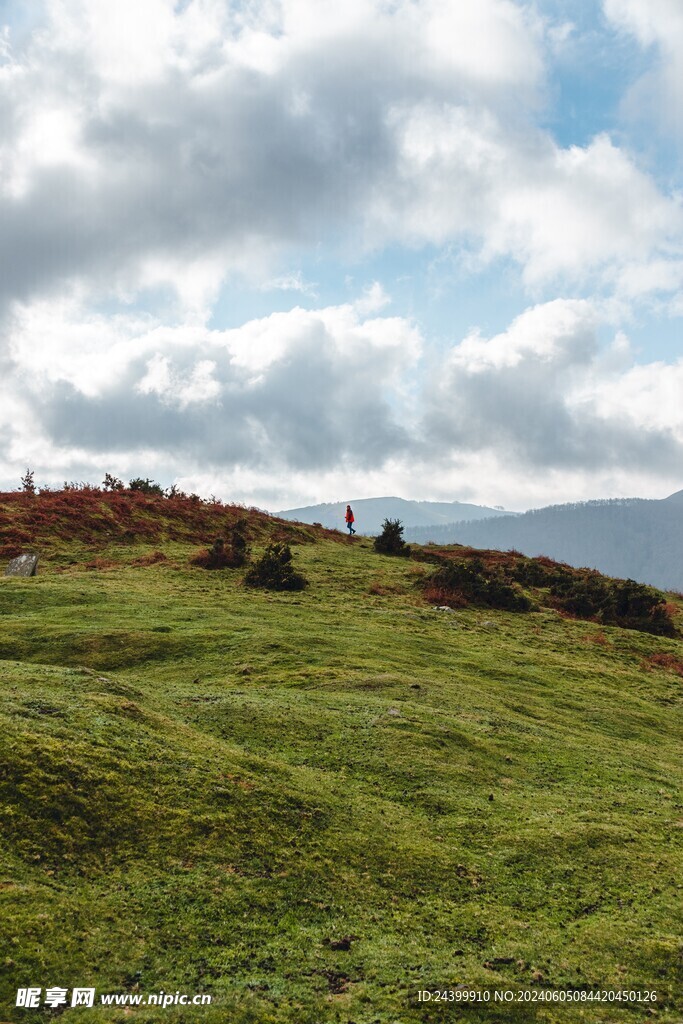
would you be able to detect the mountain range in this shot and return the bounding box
[276,496,514,535]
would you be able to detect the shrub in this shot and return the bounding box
[511,558,550,588]
[128,477,165,496]
[165,483,187,498]
[102,473,124,491]
[610,579,675,636]
[427,558,531,612]
[20,469,36,495]
[228,519,249,567]
[190,522,250,571]
[244,543,308,591]
[190,537,232,570]
[374,518,411,557]
[419,548,676,635]
[550,574,675,636]
[554,574,611,619]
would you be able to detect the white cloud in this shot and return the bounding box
[353,282,391,316]
[137,354,222,407]
[3,292,423,486]
[3,292,682,509]
[603,0,683,48]
[446,299,599,372]
[0,0,679,321]
[604,0,683,138]
[377,109,682,287]
[423,298,683,474]
[585,357,683,435]
[261,271,318,296]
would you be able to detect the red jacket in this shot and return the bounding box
[345,508,354,523]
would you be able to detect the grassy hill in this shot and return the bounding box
[1,490,682,1022]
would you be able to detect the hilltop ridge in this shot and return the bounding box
[277,495,514,534]
[0,487,330,561]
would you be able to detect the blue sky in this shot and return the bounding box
[0,0,681,510]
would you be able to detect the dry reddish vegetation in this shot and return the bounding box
[132,551,169,566]
[84,558,119,571]
[368,581,406,596]
[585,631,611,647]
[644,652,683,677]
[421,584,468,607]
[0,488,327,556]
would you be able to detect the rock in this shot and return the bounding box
[5,554,38,577]
[436,605,455,612]
[387,708,401,716]
[481,620,498,629]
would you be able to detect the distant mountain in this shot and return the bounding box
[404,493,683,592]
[276,496,515,535]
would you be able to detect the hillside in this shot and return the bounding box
[404,496,683,592]
[0,487,324,559]
[276,496,513,535]
[1,490,682,1023]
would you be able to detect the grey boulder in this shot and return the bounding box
[5,554,38,577]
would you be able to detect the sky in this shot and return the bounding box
[0,0,682,512]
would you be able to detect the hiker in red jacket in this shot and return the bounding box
[345,505,356,535]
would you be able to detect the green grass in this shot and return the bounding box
[0,536,681,1023]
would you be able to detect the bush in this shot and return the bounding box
[421,548,676,634]
[190,538,232,570]
[128,477,164,496]
[511,558,550,588]
[102,473,124,491]
[428,558,531,612]
[605,578,674,636]
[244,543,308,591]
[20,469,36,495]
[374,518,411,557]
[190,523,250,571]
[229,519,249,567]
[548,573,675,636]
